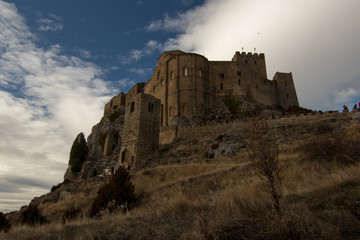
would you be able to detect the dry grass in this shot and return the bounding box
[2,116,360,239]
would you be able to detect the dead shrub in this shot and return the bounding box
[62,206,83,223]
[0,212,10,232]
[245,118,283,215]
[21,204,47,226]
[303,125,360,165]
[90,166,135,217]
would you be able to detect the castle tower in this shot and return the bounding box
[143,51,214,125]
[118,91,160,169]
[273,72,299,110]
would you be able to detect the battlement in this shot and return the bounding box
[232,51,265,61]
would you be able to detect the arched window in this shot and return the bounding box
[184,68,188,76]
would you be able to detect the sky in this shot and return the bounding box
[1,0,360,213]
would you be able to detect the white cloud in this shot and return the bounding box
[36,14,64,32]
[334,89,358,104]
[0,1,116,212]
[146,0,360,111]
[74,48,92,59]
[120,40,163,64]
[117,78,136,88]
[128,67,153,75]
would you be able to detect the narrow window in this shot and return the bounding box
[220,83,223,90]
[148,102,151,112]
[245,60,248,64]
[121,151,125,164]
[130,102,135,113]
[255,60,257,64]
[238,79,240,85]
[237,71,241,76]
[184,68,188,76]
[256,85,258,90]
[171,72,175,80]
[287,94,290,98]
[219,73,224,78]
[199,70,202,78]
[157,72,160,80]
[110,101,113,107]
[285,82,288,87]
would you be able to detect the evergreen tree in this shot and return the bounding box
[69,132,88,173]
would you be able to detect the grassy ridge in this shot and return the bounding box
[2,116,360,239]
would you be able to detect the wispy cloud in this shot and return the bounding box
[117,78,136,88]
[120,40,163,64]
[0,0,116,212]
[36,14,64,32]
[128,67,153,75]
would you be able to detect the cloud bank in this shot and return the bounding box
[0,1,116,212]
[142,0,360,110]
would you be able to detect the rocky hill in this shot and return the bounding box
[3,105,360,239]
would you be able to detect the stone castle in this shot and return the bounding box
[101,50,299,170]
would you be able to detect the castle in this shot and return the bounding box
[102,50,299,169]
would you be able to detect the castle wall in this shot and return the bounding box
[119,92,160,169]
[232,51,267,79]
[103,92,125,117]
[144,51,213,125]
[273,72,299,110]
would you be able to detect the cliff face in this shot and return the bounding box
[62,105,126,182]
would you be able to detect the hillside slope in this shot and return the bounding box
[2,111,360,239]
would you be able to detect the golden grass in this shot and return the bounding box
[2,117,359,239]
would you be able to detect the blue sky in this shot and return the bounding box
[1,0,360,212]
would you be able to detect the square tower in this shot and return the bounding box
[119,92,160,169]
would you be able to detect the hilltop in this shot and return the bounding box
[2,109,360,239]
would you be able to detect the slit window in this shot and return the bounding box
[184,68,188,76]
[220,83,223,90]
[237,71,241,76]
[199,70,202,78]
[130,102,135,113]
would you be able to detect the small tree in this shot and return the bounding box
[0,212,11,232]
[245,118,282,215]
[90,166,135,217]
[21,204,47,226]
[69,132,88,173]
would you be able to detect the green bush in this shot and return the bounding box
[90,166,135,217]
[223,95,241,114]
[69,133,88,174]
[21,204,47,226]
[0,212,11,232]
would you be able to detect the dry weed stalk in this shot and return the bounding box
[246,117,282,215]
